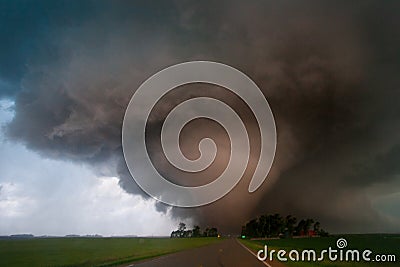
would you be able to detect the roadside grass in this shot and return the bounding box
[0,237,222,267]
[239,234,400,267]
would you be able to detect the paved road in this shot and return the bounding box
[127,238,282,267]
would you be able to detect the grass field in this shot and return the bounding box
[0,237,222,267]
[239,234,400,267]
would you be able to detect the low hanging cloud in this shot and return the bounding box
[2,1,400,233]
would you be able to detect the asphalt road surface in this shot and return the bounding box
[127,238,284,267]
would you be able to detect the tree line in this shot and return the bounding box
[170,223,219,238]
[241,214,329,238]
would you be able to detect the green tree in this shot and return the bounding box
[270,214,283,237]
[241,214,326,238]
[313,222,321,233]
[192,225,201,237]
[295,219,306,236]
[285,215,297,237]
[203,228,209,237]
[208,228,218,237]
[258,215,268,237]
[244,219,259,237]
[178,222,186,237]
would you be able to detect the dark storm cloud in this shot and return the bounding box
[0,0,98,97]
[349,145,400,186]
[2,0,400,233]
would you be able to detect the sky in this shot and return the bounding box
[0,99,181,236]
[0,0,400,235]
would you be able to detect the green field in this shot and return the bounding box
[240,234,400,267]
[0,237,222,267]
